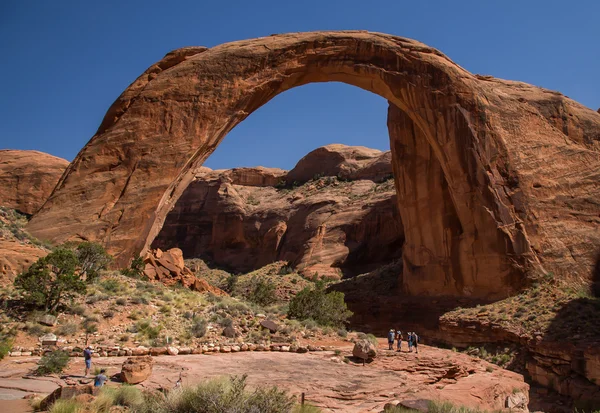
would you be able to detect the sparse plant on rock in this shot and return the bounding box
[247,277,277,306]
[121,256,145,279]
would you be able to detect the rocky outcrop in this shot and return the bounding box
[27,31,600,301]
[0,239,46,280]
[0,150,68,215]
[286,144,392,183]
[121,356,153,384]
[152,148,403,279]
[143,247,227,294]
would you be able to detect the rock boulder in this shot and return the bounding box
[121,356,153,384]
[352,339,377,361]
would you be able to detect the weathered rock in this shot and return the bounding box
[39,314,57,326]
[141,247,227,294]
[121,356,153,384]
[260,320,279,334]
[167,346,179,356]
[39,385,93,411]
[131,346,149,356]
[352,339,377,360]
[0,150,69,216]
[40,333,57,346]
[0,239,47,280]
[27,31,600,302]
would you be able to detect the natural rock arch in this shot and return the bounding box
[28,31,600,300]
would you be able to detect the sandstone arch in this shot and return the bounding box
[28,31,600,299]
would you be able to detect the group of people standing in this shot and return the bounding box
[387,329,419,353]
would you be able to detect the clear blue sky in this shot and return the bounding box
[1,0,598,170]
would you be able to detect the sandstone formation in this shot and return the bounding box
[352,339,378,360]
[285,144,392,183]
[121,356,153,384]
[27,31,600,301]
[0,150,68,216]
[142,247,227,294]
[0,239,46,280]
[152,145,403,279]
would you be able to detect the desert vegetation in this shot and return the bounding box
[36,375,321,413]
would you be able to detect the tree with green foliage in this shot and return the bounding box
[14,247,86,312]
[288,281,352,327]
[121,256,145,278]
[74,242,112,283]
[36,350,70,375]
[248,277,277,306]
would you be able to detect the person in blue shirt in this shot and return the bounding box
[83,347,93,377]
[407,332,413,352]
[387,329,395,350]
[94,369,108,387]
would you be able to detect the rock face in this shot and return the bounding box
[152,145,402,279]
[353,339,378,360]
[27,31,600,300]
[121,356,153,384]
[0,150,68,215]
[143,247,227,294]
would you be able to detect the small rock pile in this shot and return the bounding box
[142,247,226,295]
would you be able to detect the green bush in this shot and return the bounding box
[121,256,145,279]
[288,282,352,327]
[56,323,79,336]
[73,242,112,283]
[133,320,161,339]
[36,350,70,375]
[191,317,207,338]
[0,333,13,360]
[135,375,294,413]
[14,247,86,312]
[248,278,277,306]
[99,278,124,294]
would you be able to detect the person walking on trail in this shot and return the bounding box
[412,332,419,354]
[94,369,108,387]
[407,332,413,352]
[396,330,402,351]
[387,329,395,350]
[83,346,93,377]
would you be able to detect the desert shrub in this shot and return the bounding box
[121,256,145,279]
[103,310,115,319]
[36,350,70,375]
[218,317,233,328]
[73,242,112,283]
[94,385,144,410]
[99,279,124,295]
[0,333,13,360]
[135,374,294,413]
[133,320,161,339]
[48,399,80,413]
[25,323,49,337]
[247,278,277,306]
[131,295,149,305]
[225,274,239,294]
[288,281,352,327]
[191,317,207,339]
[337,328,348,338]
[115,298,127,306]
[14,247,86,312]
[56,323,79,336]
[278,265,294,275]
[69,305,86,316]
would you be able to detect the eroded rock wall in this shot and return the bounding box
[152,146,403,279]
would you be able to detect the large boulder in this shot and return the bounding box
[352,339,377,361]
[260,320,279,334]
[121,356,154,384]
[39,385,93,411]
[0,150,69,215]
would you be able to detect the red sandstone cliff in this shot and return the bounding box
[0,150,69,216]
